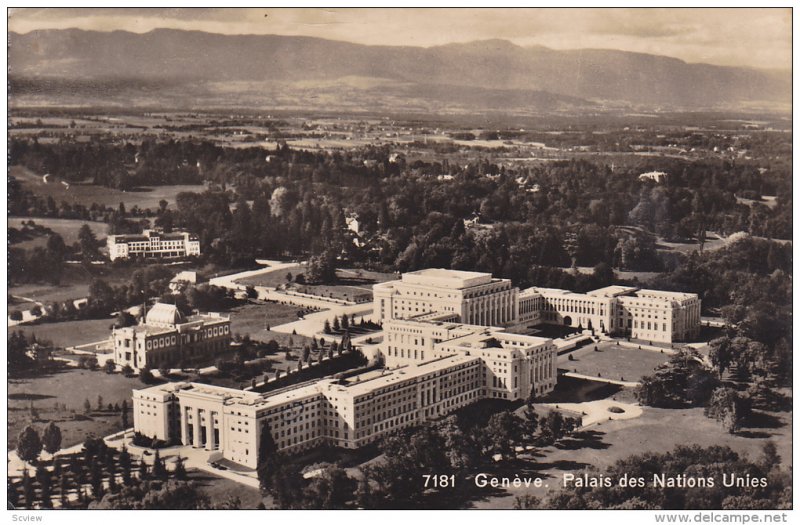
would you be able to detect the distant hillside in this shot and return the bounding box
[8,29,791,113]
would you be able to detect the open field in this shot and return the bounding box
[228,301,308,339]
[471,403,793,508]
[9,282,92,306]
[12,317,115,348]
[10,217,110,248]
[237,267,396,305]
[234,264,307,287]
[8,368,145,450]
[561,342,672,383]
[9,260,166,306]
[11,165,205,211]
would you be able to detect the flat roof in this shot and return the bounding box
[587,286,639,298]
[337,354,480,396]
[401,268,495,289]
[405,268,490,280]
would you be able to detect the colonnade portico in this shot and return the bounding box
[180,405,220,450]
[463,294,515,327]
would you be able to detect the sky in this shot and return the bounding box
[8,7,792,70]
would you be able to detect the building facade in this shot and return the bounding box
[382,318,557,399]
[375,269,701,344]
[525,285,701,343]
[112,303,230,371]
[134,353,485,469]
[108,229,200,261]
[373,268,518,326]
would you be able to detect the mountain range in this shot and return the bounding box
[8,29,791,113]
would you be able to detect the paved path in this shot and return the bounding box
[270,303,375,339]
[542,399,643,427]
[208,260,298,290]
[561,371,640,388]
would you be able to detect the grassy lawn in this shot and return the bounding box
[236,264,307,288]
[12,165,206,211]
[9,260,174,305]
[470,403,792,509]
[561,342,671,382]
[228,301,305,337]
[9,217,110,249]
[186,469,264,509]
[237,267,397,303]
[12,317,115,348]
[8,368,145,450]
[227,301,315,350]
[10,282,92,306]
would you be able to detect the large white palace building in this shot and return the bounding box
[133,318,556,469]
[108,229,200,261]
[374,269,700,344]
[133,268,699,467]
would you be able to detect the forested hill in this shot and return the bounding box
[9,29,791,112]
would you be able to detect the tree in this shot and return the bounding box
[91,480,211,510]
[139,367,155,384]
[705,387,749,434]
[514,494,541,509]
[522,404,539,441]
[323,319,331,334]
[303,465,356,509]
[16,426,42,465]
[332,316,340,332]
[119,446,132,486]
[21,469,34,509]
[139,458,149,480]
[90,457,104,500]
[266,462,305,509]
[302,345,311,363]
[152,450,168,480]
[103,359,116,374]
[256,422,279,492]
[78,224,99,260]
[97,395,104,411]
[173,455,187,481]
[121,400,129,428]
[483,411,524,457]
[435,416,479,473]
[306,250,337,284]
[42,422,62,455]
[340,314,349,330]
[709,337,733,378]
[121,364,134,377]
[8,478,19,510]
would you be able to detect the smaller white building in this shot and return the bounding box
[639,171,667,183]
[108,230,200,261]
[169,271,198,293]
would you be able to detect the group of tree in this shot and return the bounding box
[636,350,719,409]
[539,443,790,509]
[11,131,791,288]
[354,404,577,509]
[9,432,221,509]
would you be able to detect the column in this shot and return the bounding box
[192,407,201,447]
[205,412,215,450]
[181,406,189,445]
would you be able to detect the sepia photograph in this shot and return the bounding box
[5,6,794,519]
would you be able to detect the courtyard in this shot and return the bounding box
[558,341,672,383]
